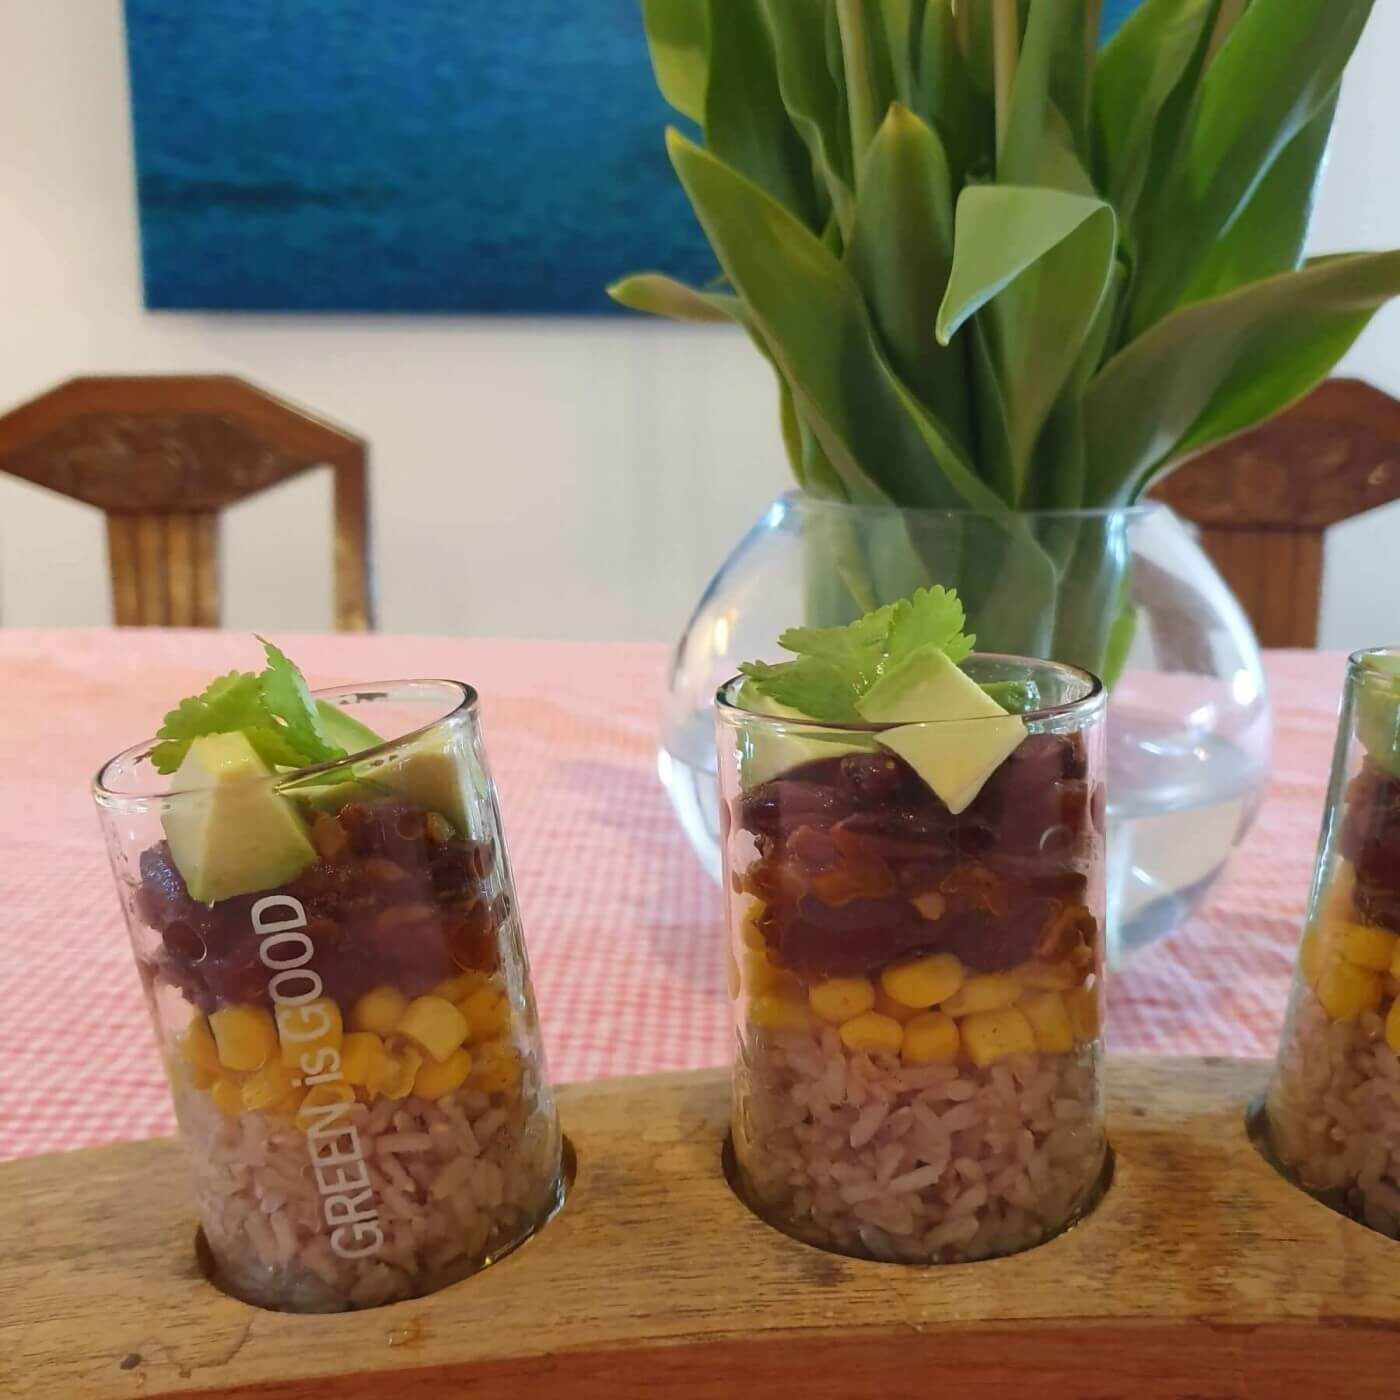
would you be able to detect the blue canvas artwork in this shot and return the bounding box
[124,0,716,313]
[125,1,1145,315]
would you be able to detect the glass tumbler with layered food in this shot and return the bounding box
[1263,648,1400,1235]
[93,642,563,1310]
[717,589,1108,1263]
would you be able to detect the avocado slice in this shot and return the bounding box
[314,699,385,757]
[733,683,874,788]
[858,648,1008,724]
[979,678,1041,716]
[162,732,317,904]
[372,733,477,833]
[858,650,1026,813]
[878,715,1027,815]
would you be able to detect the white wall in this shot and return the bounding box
[0,0,1396,646]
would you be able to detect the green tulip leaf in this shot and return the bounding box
[761,0,855,235]
[1087,251,1400,503]
[642,0,710,124]
[606,273,738,323]
[1128,0,1378,335]
[1181,92,1339,306]
[939,185,1116,498]
[848,103,968,452]
[705,0,823,227]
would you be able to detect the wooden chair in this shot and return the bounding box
[1153,378,1400,647]
[0,374,374,630]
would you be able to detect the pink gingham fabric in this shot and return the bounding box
[0,631,1347,1161]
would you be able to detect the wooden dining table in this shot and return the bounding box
[0,629,1346,1163]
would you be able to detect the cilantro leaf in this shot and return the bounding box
[884,587,974,668]
[150,671,267,773]
[256,636,343,767]
[738,658,863,721]
[146,642,348,774]
[738,585,978,722]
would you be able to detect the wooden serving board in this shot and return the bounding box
[4,1056,1399,1400]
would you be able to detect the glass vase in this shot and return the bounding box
[1259,648,1400,1236]
[717,656,1109,1263]
[664,493,1271,963]
[93,680,563,1312]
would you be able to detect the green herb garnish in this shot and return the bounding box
[739,587,975,722]
[149,638,348,775]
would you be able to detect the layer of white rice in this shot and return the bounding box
[1264,989,1400,1236]
[735,1023,1105,1262]
[176,1072,563,1311]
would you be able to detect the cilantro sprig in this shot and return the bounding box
[739,587,974,721]
[149,638,348,775]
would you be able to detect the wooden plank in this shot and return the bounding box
[165,513,196,627]
[106,515,141,626]
[193,513,220,627]
[133,513,168,626]
[3,1058,1399,1400]
[1292,532,1324,649]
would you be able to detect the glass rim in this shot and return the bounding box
[1348,647,1400,684]
[772,489,1160,523]
[715,653,1105,731]
[93,678,478,807]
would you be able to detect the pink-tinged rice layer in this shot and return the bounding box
[734,1023,1105,1262]
[1264,989,1400,1236]
[176,1073,562,1311]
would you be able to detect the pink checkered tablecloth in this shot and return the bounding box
[0,631,1347,1162]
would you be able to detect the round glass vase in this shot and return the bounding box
[664,493,1271,963]
[93,680,564,1312]
[1259,648,1400,1236]
[716,655,1109,1263]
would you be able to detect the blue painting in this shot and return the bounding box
[125,1,1144,316]
[124,0,715,314]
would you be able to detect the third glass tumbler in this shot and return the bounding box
[717,656,1108,1263]
[1263,647,1400,1235]
[94,679,563,1311]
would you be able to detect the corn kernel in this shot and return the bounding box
[1013,960,1078,991]
[1066,983,1101,1041]
[209,1077,243,1118]
[1338,923,1400,972]
[941,973,1021,1017]
[1300,922,1336,987]
[749,993,814,1033]
[873,987,919,1023]
[350,985,408,1037]
[1387,999,1400,1054]
[838,1012,904,1056]
[396,996,469,1062]
[458,983,511,1043]
[1020,989,1074,1054]
[242,1059,299,1111]
[740,946,788,997]
[1316,959,1383,1022]
[414,1046,473,1099]
[961,1008,1036,1066]
[179,1017,222,1076]
[901,1011,959,1065]
[340,1031,387,1096]
[277,997,343,1069]
[726,950,741,1000]
[471,1037,523,1095]
[294,1082,356,1131]
[809,977,876,1024]
[881,953,964,1010]
[380,1045,424,1100]
[740,900,768,951]
[432,971,488,1002]
[209,1004,278,1072]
